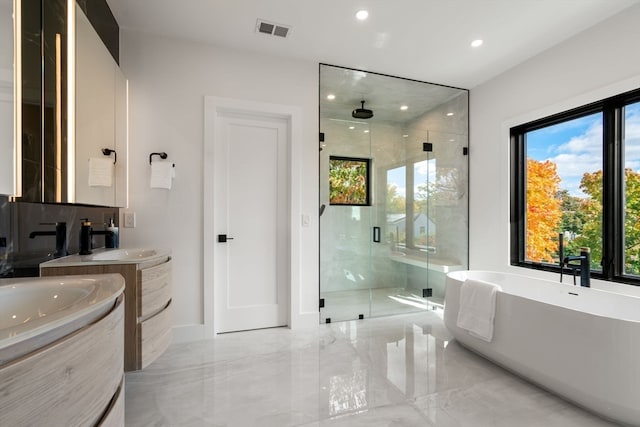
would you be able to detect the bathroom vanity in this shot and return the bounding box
[40,248,172,371]
[0,274,125,426]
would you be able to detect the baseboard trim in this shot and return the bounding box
[173,313,319,343]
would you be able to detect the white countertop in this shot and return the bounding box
[40,248,171,268]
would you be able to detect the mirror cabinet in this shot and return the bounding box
[0,0,15,196]
[3,0,127,207]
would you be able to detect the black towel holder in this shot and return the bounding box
[102,148,117,164]
[149,152,168,164]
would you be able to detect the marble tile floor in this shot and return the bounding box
[125,311,619,426]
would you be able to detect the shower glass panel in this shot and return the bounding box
[319,64,468,323]
[369,122,429,319]
[320,118,373,323]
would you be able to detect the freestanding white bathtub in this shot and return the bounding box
[444,270,640,427]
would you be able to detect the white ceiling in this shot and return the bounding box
[106,0,639,89]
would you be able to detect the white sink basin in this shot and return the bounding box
[0,274,125,363]
[39,248,171,267]
[88,248,160,261]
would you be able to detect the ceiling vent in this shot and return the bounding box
[256,19,291,38]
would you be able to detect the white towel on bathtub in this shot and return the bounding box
[456,279,502,342]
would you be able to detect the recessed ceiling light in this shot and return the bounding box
[349,126,355,130]
[471,39,483,48]
[400,105,408,111]
[356,10,369,20]
[364,129,370,133]
[403,134,409,138]
[446,112,455,116]
[327,94,336,100]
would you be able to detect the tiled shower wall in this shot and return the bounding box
[0,195,118,277]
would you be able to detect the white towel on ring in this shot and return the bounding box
[150,160,174,189]
[456,278,501,342]
[88,157,114,187]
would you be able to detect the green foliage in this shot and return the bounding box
[558,169,640,274]
[386,184,405,214]
[558,189,586,236]
[624,169,640,275]
[570,171,603,271]
[329,159,368,205]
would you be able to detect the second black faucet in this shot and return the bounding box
[562,247,591,287]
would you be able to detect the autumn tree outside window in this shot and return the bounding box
[511,88,640,286]
[329,156,371,206]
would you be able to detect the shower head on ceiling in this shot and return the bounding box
[352,100,374,119]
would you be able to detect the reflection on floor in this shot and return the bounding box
[320,287,443,323]
[125,311,615,426]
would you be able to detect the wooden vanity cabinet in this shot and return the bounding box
[41,257,172,371]
[0,294,125,426]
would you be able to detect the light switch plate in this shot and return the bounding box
[123,212,136,228]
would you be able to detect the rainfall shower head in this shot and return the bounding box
[352,100,374,119]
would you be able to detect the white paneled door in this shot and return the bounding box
[213,112,288,333]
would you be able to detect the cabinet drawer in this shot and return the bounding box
[138,260,172,321]
[0,296,124,426]
[98,380,124,427]
[140,300,172,370]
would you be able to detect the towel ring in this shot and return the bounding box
[149,152,168,164]
[102,148,116,164]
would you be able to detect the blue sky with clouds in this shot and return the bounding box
[526,102,640,198]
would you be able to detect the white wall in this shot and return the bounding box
[469,5,640,291]
[119,31,319,334]
[119,3,640,334]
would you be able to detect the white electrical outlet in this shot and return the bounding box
[123,212,136,228]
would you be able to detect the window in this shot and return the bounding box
[511,88,640,285]
[385,158,437,252]
[329,156,371,206]
[623,101,640,275]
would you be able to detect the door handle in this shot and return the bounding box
[373,226,381,243]
[218,234,234,243]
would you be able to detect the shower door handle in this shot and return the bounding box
[373,226,381,243]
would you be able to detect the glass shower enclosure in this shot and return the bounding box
[319,64,469,323]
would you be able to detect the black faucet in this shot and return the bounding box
[562,247,591,287]
[79,219,114,255]
[558,233,564,283]
[29,222,68,258]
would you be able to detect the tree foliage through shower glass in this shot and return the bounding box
[329,156,370,205]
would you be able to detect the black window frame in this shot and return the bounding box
[510,87,640,286]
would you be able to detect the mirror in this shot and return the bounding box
[12,1,126,207]
[0,0,15,195]
[74,3,127,207]
[16,0,70,203]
